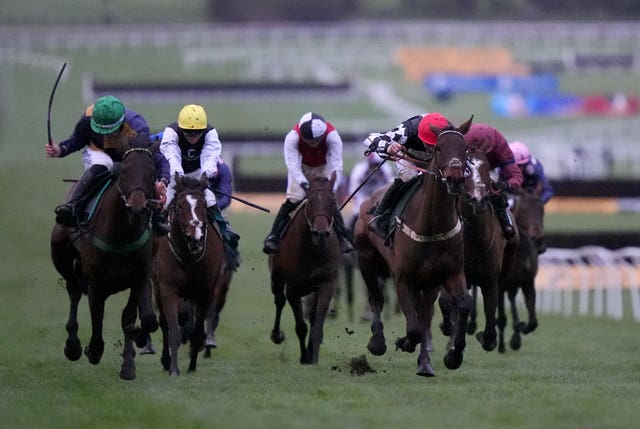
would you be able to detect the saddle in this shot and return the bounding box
[77,174,114,225]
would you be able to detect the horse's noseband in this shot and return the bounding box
[118,147,155,208]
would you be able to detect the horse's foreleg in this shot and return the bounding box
[395,280,421,354]
[288,295,309,364]
[204,302,218,357]
[362,268,387,356]
[119,289,139,380]
[270,278,286,344]
[64,280,83,361]
[161,296,181,376]
[84,287,105,366]
[475,280,498,352]
[307,283,335,365]
[507,289,522,351]
[345,261,355,323]
[138,277,158,335]
[466,284,478,335]
[443,273,471,370]
[416,289,438,377]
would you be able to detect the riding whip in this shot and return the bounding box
[339,156,389,211]
[47,62,67,146]
[212,187,271,213]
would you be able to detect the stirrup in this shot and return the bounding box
[262,236,279,254]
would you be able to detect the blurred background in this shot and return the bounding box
[1,1,639,248]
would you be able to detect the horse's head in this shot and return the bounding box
[513,184,545,248]
[117,136,158,217]
[429,115,473,195]
[304,171,337,248]
[172,173,209,255]
[464,150,492,213]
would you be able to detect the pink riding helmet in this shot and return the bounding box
[510,141,531,165]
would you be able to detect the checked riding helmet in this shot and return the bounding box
[90,95,126,134]
[417,112,451,146]
[298,112,327,144]
[178,104,208,130]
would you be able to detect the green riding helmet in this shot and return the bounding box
[90,95,126,134]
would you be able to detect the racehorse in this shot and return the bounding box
[354,117,473,377]
[50,136,160,380]
[440,147,505,352]
[496,187,541,353]
[269,172,341,364]
[152,173,225,375]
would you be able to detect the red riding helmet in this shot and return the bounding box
[417,112,451,146]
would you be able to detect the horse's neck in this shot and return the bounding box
[411,175,459,231]
[94,186,148,237]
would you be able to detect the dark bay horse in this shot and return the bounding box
[152,174,225,375]
[440,148,506,352]
[354,117,473,377]
[269,172,341,364]
[496,187,541,353]
[50,137,160,380]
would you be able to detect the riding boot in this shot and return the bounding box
[368,177,404,239]
[333,210,354,253]
[263,199,298,254]
[491,193,515,239]
[207,204,241,269]
[55,164,109,227]
[152,208,170,237]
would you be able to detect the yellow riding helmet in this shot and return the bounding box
[178,104,207,130]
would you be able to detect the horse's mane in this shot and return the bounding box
[178,176,205,190]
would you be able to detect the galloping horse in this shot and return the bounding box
[496,187,541,353]
[354,117,473,377]
[440,147,506,352]
[152,174,225,375]
[269,172,341,364]
[50,136,160,380]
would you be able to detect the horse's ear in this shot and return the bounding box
[174,172,182,192]
[330,170,337,187]
[150,140,161,153]
[458,115,474,135]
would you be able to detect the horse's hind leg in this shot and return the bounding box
[307,282,335,364]
[119,289,140,380]
[467,284,478,335]
[519,280,538,335]
[497,290,507,353]
[360,261,387,356]
[188,301,209,372]
[475,281,498,352]
[416,289,438,377]
[204,303,218,358]
[138,277,158,335]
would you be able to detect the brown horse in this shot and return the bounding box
[354,117,473,377]
[269,172,341,364]
[496,188,541,353]
[439,147,505,352]
[152,173,225,375]
[50,137,160,380]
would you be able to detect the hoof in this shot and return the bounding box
[367,335,387,356]
[271,330,285,344]
[476,331,497,352]
[416,363,436,377]
[140,343,156,355]
[204,347,212,358]
[205,335,217,349]
[466,320,477,335]
[443,349,463,370]
[84,345,103,365]
[510,334,522,351]
[119,360,136,380]
[395,336,416,353]
[498,342,506,354]
[64,339,82,361]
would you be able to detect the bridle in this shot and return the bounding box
[116,147,155,207]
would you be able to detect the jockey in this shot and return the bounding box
[509,141,554,204]
[46,95,170,235]
[159,104,240,264]
[347,152,395,227]
[262,112,353,254]
[363,112,452,239]
[464,123,524,239]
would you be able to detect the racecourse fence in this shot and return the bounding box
[537,246,640,322]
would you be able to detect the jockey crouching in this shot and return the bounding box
[160,104,240,268]
[46,95,171,236]
[262,112,353,254]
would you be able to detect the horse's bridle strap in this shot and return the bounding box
[395,217,462,242]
